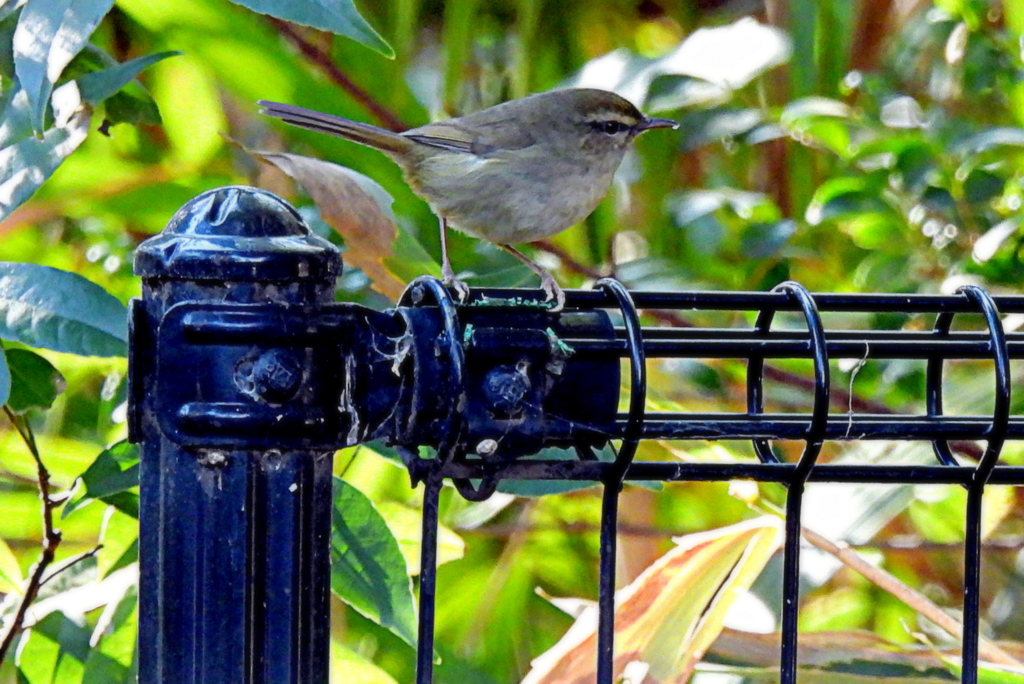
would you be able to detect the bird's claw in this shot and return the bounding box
[540,272,566,313]
[441,265,471,303]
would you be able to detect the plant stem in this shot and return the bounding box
[800,525,1023,668]
[0,407,62,667]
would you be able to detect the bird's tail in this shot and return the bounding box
[257,101,412,156]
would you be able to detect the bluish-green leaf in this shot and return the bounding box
[229,0,393,58]
[0,84,91,222]
[5,347,65,412]
[0,0,25,24]
[77,50,181,105]
[62,440,139,519]
[12,0,115,133]
[0,263,128,357]
[0,345,9,407]
[0,4,22,77]
[331,476,417,647]
[0,85,33,148]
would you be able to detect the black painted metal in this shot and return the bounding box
[131,187,337,684]
[594,279,646,682]
[130,188,1024,684]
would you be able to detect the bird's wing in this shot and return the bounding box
[402,118,536,156]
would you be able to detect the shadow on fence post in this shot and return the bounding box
[130,186,339,683]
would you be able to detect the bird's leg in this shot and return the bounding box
[438,216,470,302]
[499,244,565,312]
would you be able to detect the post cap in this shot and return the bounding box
[134,186,340,281]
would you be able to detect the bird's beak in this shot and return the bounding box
[636,117,679,132]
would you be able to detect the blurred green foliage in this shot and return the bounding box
[2,0,1024,682]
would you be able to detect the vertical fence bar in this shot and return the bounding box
[596,485,620,684]
[962,486,984,684]
[595,280,646,683]
[779,484,805,684]
[416,472,444,684]
[952,286,1010,684]
[131,187,339,683]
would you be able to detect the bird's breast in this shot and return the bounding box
[404,151,616,244]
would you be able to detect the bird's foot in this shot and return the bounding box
[539,272,566,312]
[441,264,471,303]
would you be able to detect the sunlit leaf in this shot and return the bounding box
[62,440,139,519]
[88,582,137,672]
[781,96,852,124]
[12,0,114,133]
[330,639,401,684]
[0,262,128,357]
[5,347,65,413]
[97,507,138,577]
[521,516,784,684]
[0,83,91,222]
[655,17,790,89]
[77,50,181,105]
[331,476,417,648]
[943,658,1024,683]
[374,500,465,576]
[229,0,393,57]
[0,535,23,594]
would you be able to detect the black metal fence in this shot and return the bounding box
[129,186,1024,684]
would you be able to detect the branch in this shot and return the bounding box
[268,18,407,132]
[801,525,1024,668]
[39,545,102,589]
[0,407,62,667]
[532,240,606,280]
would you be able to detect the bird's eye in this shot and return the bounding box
[592,120,627,135]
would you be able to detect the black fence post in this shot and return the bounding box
[130,186,340,683]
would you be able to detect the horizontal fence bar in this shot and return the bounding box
[628,413,1024,440]
[572,336,1024,359]
[569,329,1024,359]
[430,461,1024,484]
[469,288,1024,314]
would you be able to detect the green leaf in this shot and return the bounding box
[102,83,162,127]
[12,0,115,133]
[0,85,33,148]
[0,345,9,406]
[87,583,137,675]
[330,640,400,684]
[0,5,22,78]
[5,348,65,413]
[62,441,139,519]
[0,263,128,357]
[0,85,91,222]
[97,508,138,577]
[0,535,23,594]
[331,476,417,648]
[944,658,1024,683]
[32,611,92,662]
[0,0,25,24]
[229,0,393,58]
[77,50,181,105]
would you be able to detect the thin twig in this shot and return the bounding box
[532,240,606,280]
[38,545,103,589]
[0,407,62,667]
[267,18,407,132]
[800,525,1024,668]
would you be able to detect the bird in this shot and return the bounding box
[258,88,677,311]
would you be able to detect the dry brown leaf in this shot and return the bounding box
[254,151,407,300]
[522,516,783,684]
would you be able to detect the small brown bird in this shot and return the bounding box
[258,89,677,310]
